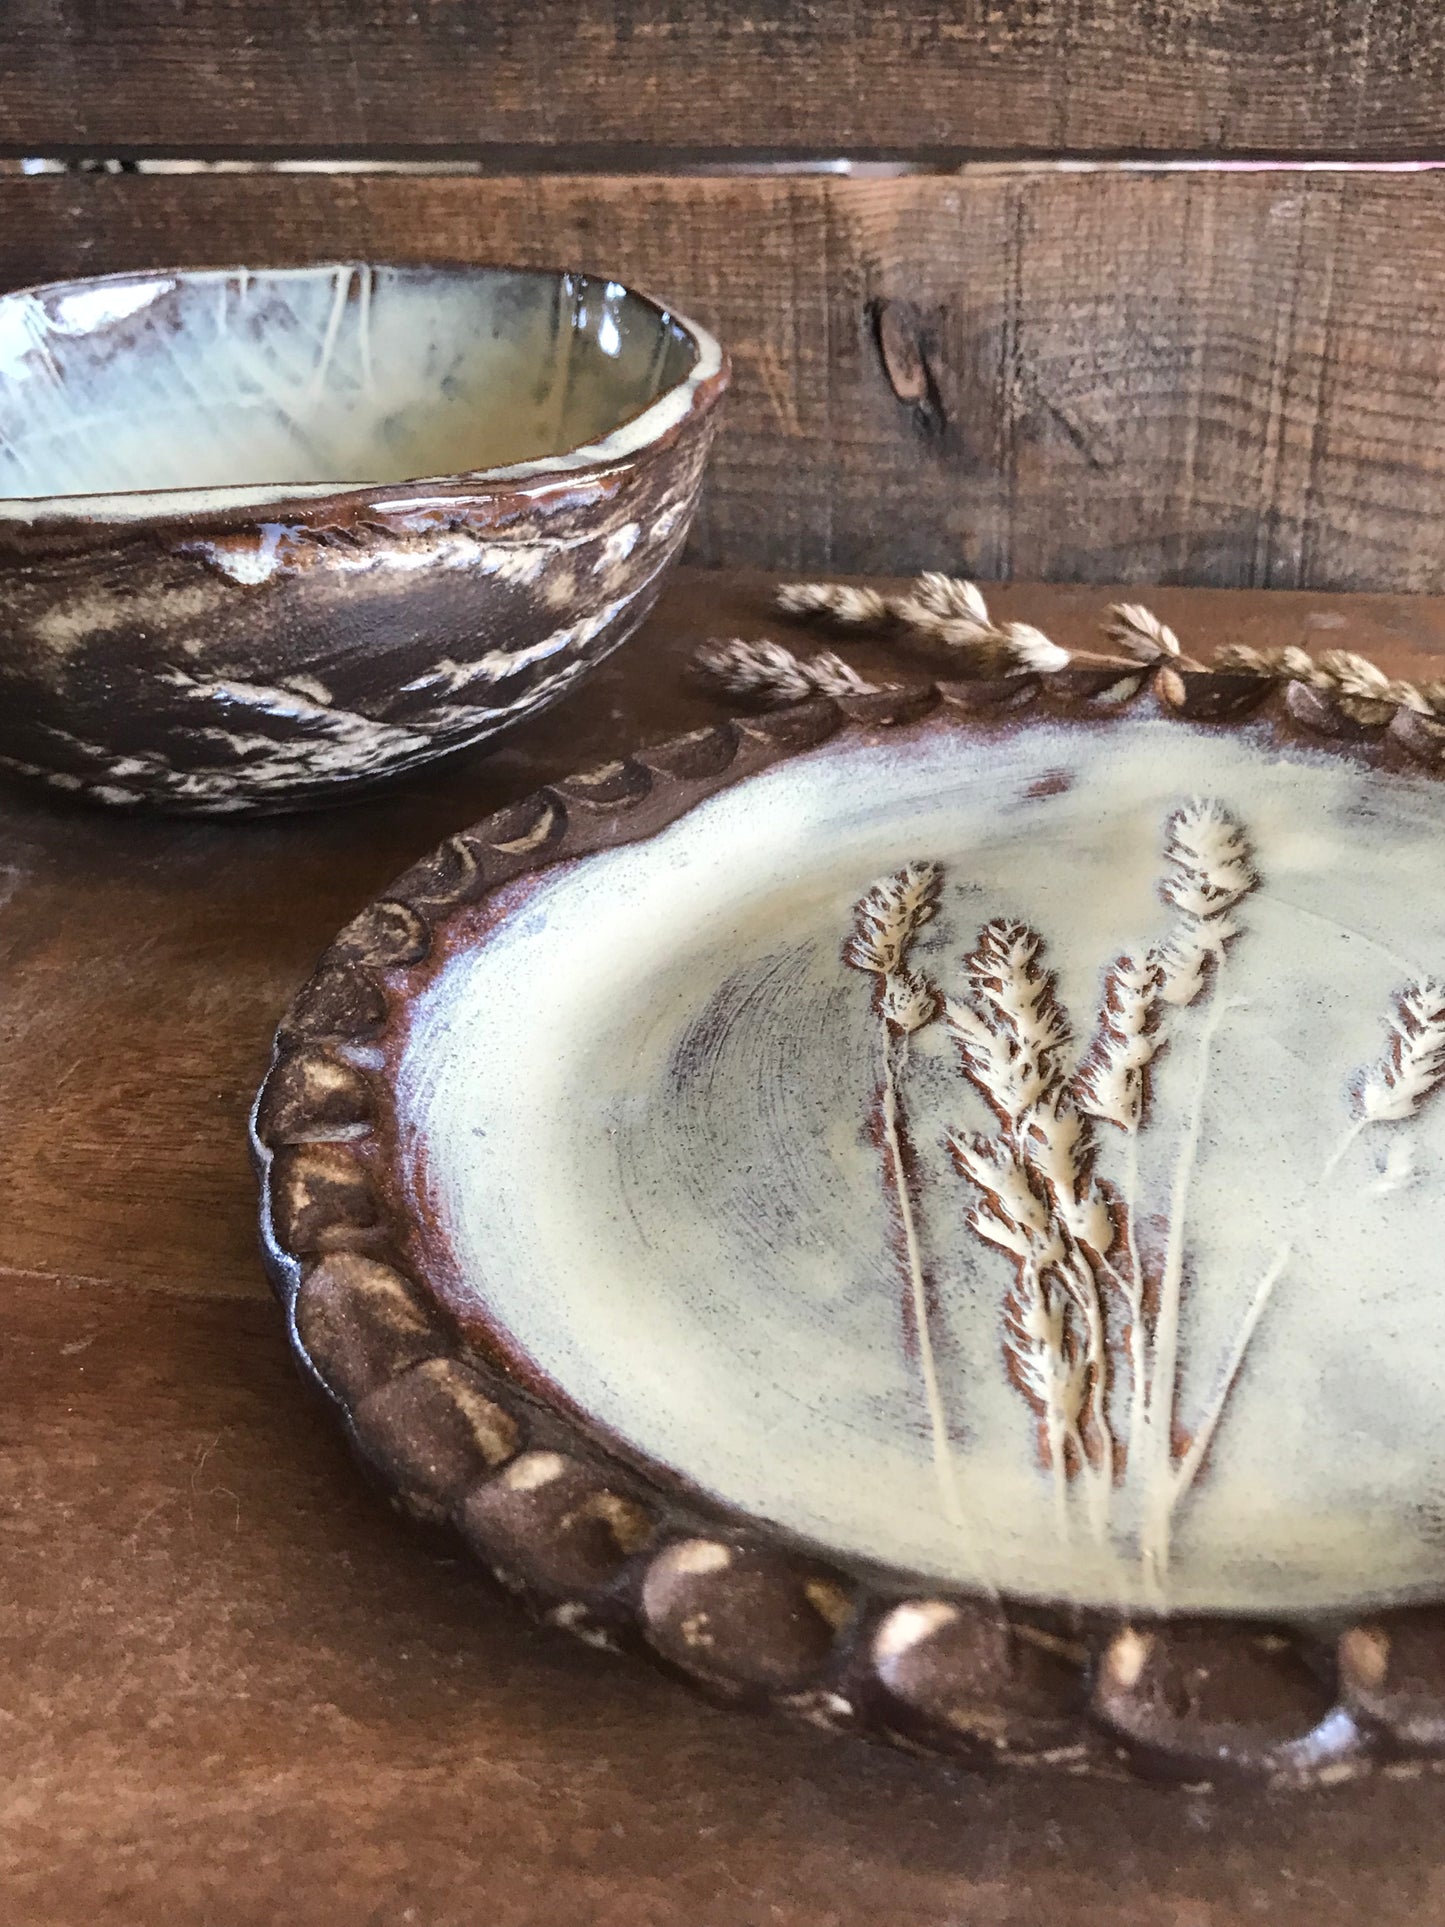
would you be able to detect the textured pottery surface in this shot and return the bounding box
[0,263,726,811]
[254,668,1445,1783]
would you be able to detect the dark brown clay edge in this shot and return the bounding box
[251,660,1445,1787]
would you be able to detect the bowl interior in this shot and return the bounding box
[0,264,703,503]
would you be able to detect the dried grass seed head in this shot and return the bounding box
[693,637,881,707]
[776,581,890,627]
[778,570,1068,677]
[1212,642,1445,721]
[944,994,1017,1095]
[846,862,942,977]
[880,970,940,1035]
[1162,799,1257,913]
[1316,649,1433,720]
[1213,643,1282,679]
[1359,979,1445,1123]
[1105,603,1182,664]
[950,920,1073,1122]
[1001,623,1071,673]
[948,1131,1057,1252]
[966,920,1069,1051]
[1075,957,1162,1130]
[1007,1288,1068,1409]
[909,572,991,625]
[1154,919,1237,1008]
[1020,1096,1115,1255]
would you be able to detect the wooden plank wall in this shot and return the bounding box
[3,4,1445,590]
[4,3,1445,157]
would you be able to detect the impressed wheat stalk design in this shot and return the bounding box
[945,921,1116,1542]
[844,797,1441,1589]
[845,864,960,1525]
[1138,803,1259,1589]
[1075,955,1164,1489]
[1169,980,1445,1517]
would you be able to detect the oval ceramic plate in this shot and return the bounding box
[254,653,1445,1784]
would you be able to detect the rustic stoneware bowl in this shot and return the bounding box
[0,263,727,812]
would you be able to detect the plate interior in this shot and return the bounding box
[398,711,1445,1614]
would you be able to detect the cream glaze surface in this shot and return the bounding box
[397,711,1445,1613]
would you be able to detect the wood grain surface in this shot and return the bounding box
[8,169,1445,591]
[4,0,1445,159]
[5,569,1445,1925]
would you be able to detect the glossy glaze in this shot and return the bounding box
[0,263,727,812]
[398,711,1445,1616]
[252,662,1445,1783]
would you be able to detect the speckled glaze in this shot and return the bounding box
[0,263,727,812]
[253,652,1445,1785]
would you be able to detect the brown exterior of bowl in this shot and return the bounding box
[0,270,728,815]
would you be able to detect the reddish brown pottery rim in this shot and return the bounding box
[252,651,1445,1787]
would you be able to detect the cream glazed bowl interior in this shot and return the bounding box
[0,262,727,812]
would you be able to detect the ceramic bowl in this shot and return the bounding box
[0,263,727,813]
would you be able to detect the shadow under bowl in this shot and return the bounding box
[0,262,728,814]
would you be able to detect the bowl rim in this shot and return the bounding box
[0,260,728,527]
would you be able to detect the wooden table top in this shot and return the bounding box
[7,570,1445,1927]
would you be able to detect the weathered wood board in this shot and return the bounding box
[4,1,1445,160]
